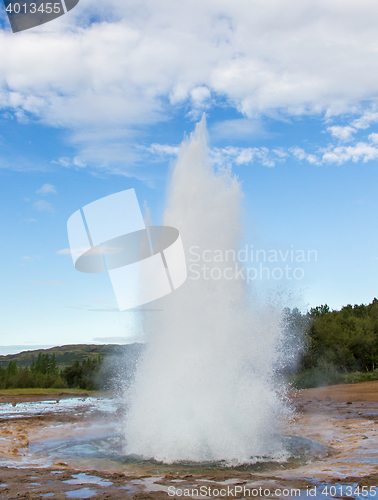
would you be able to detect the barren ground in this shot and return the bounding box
[0,382,378,499]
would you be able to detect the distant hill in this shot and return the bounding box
[0,343,144,369]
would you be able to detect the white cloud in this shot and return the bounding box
[327,125,356,141]
[190,86,211,105]
[211,146,276,167]
[289,147,320,165]
[187,86,212,119]
[52,156,87,168]
[3,1,378,173]
[210,119,267,140]
[368,133,378,143]
[352,111,378,130]
[272,148,287,159]
[146,115,378,168]
[144,141,280,167]
[33,200,55,213]
[56,248,72,255]
[146,143,180,158]
[36,183,57,195]
[285,129,378,166]
[52,157,71,167]
[27,280,68,286]
[322,143,378,164]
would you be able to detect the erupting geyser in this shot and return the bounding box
[124,115,291,464]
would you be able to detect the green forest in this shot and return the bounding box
[290,298,378,388]
[0,343,143,391]
[0,344,123,370]
[0,353,104,390]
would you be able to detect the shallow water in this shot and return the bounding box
[0,396,118,419]
[2,394,378,492]
[0,396,330,474]
[2,396,378,500]
[29,430,329,474]
[65,487,97,498]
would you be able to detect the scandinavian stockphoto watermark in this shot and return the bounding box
[67,189,187,311]
[167,485,302,498]
[188,245,317,282]
[3,0,79,33]
[167,484,377,498]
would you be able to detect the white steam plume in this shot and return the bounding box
[124,115,290,464]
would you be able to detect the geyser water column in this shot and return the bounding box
[124,115,289,464]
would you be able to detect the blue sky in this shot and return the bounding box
[1,0,378,353]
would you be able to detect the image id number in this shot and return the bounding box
[5,3,62,14]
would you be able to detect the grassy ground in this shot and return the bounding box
[0,388,97,396]
[292,368,378,389]
[4,371,378,395]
